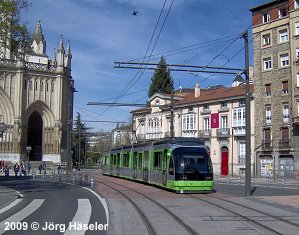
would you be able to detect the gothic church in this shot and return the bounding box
[0,20,74,165]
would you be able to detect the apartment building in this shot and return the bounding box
[251,0,299,178]
[131,81,255,176]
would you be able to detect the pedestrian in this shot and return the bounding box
[27,161,31,175]
[14,163,19,177]
[4,164,9,177]
[20,162,26,176]
[38,161,42,174]
[42,162,46,175]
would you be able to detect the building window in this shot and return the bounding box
[279,29,288,42]
[283,104,289,123]
[265,84,271,96]
[262,34,271,46]
[40,81,44,91]
[238,142,246,163]
[182,114,196,131]
[296,0,299,9]
[155,99,160,106]
[264,128,272,148]
[296,48,299,60]
[232,107,246,127]
[266,105,272,125]
[239,99,245,106]
[153,152,162,170]
[282,81,288,94]
[203,104,209,110]
[263,57,272,70]
[221,116,228,129]
[46,82,49,92]
[295,22,299,35]
[24,80,27,90]
[263,13,270,23]
[203,117,210,131]
[221,101,228,108]
[29,81,32,90]
[51,83,55,92]
[278,8,286,18]
[280,54,289,67]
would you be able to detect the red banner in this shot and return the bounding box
[211,113,219,128]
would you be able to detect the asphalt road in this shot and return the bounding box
[0,178,108,235]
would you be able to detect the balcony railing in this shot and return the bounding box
[199,129,211,138]
[262,140,272,150]
[136,134,146,140]
[216,128,230,137]
[279,139,290,149]
[283,114,290,124]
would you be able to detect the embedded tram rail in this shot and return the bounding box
[93,174,299,235]
[187,193,299,235]
[96,175,199,235]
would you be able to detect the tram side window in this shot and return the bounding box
[113,155,117,166]
[123,153,129,167]
[169,157,174,175]
[117,154,120,166]
[138,153,142,169]
[153,152,162,170]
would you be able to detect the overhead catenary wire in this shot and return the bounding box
[89,0,170,121]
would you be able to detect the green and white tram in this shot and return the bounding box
[103,138,214,193]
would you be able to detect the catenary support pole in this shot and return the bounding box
[243,30,251,197]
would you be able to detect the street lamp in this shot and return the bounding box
[26,146,32,161]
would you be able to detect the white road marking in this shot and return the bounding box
[0,199,44,235]
[0,198,23,215]
[64,199,92,235]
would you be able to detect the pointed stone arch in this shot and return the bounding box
[0,88,15,125]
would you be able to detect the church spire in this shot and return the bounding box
[30,19,46,55]
[65,40,72,69]
[51,48,56,65]
[57,35,65,67]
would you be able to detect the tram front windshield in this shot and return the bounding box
[172,147,212,180]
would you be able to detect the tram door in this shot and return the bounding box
[133,152,137,179]
[143,151,149,182]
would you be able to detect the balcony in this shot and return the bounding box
[261,140,272,150]
[282,114,290,124]
[232,127,245,136]
[279,139,290,149]
[137,134,146,141]
[216,128,230,138]
[199,129,211,139]
[293,115,299,124]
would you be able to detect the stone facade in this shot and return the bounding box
[251,0,299,178]
[0,20,74,164]
[131,83,255,176]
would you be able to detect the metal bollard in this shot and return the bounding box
[266,177,269,188]
[79,174,82,185]
[226,175,230,184]
[32,172,36,180]
[72,174,76,184]
[59,174,62,182]
[281,178,285,189]
[42,173,45,180]
[215,175,218,184]
[85,174,88,185]
[51,172,53,181]
[91,176,94,188]
[251,177,255,187]
[237,176,241,185]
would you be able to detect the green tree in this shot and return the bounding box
[148,56,173,98]
[0,0,31,58]
[71,112,88,164]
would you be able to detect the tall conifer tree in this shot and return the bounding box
[148,56,173,98]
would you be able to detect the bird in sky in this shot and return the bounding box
[132,10,138,16]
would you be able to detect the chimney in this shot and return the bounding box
[195,82,200,98]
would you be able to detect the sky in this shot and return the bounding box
[21,0,266,132]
